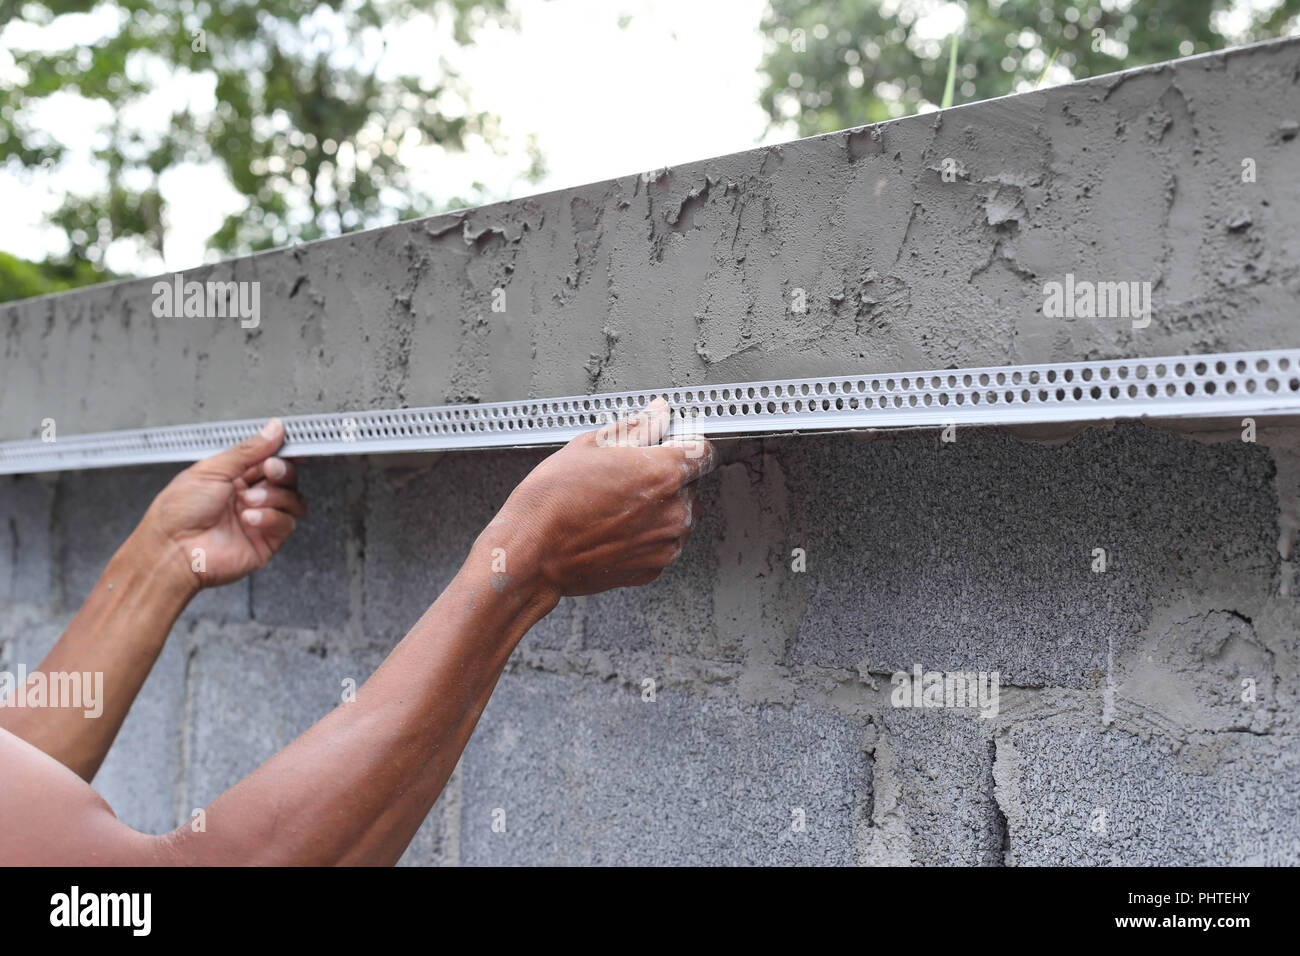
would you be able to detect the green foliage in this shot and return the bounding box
[758,0,1300,136]
[0,0,515,299]
[0,250,112,301]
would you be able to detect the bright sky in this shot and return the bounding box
[0,0,788,274]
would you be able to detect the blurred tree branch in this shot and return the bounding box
[0,0,525,298]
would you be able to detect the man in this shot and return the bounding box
[0,399,713,864]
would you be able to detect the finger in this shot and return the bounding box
[595,399,667,448]
[640,439,716,495]
[239,456,297,488]
[660,435,718,483]
[240,506,297,543]
[240,483,308,518]
[626,397,672,447]
[592,396,670,448]
[677,483,700,530]
[205,419,285,481]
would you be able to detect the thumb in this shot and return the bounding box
[627,397,672,447]
[204,418,285,479]
[596,397,671,448]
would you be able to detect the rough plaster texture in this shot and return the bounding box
[2,39,1299,440]
[2,40,1299,864]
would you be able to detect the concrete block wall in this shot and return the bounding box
[3,423,1298,864]
[2,38,1299,864]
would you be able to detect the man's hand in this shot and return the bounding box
[479,398,716,603]
[142,418,307,589]
[1,419,305,779]
[0,401,722,865]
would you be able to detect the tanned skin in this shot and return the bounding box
[0,399,713,865]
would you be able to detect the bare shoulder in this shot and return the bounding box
[0,727,158,865]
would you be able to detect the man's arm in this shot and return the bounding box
[0,419,304,780]
[0,400,714,865]
[0,524,197,781]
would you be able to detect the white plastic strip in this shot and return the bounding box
[3,348,1299,475]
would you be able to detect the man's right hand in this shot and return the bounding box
[0,398,719,867]
[479,398,716,601]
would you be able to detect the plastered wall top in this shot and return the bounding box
[2,38,1297,441]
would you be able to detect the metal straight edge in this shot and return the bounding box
[3,347,1299,475]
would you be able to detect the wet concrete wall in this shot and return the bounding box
[1,38,1298,864]
[3,38,1299,439]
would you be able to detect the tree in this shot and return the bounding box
[758,0,1300,137]
[0,0,523,299]
[0,250,109,301]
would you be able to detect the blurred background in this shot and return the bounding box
[1,0,1296,303]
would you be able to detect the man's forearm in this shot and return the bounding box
[153,532,557,865]
[1,405,709,866]
[0,525,197,780]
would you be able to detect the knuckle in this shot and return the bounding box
[655,461,682,489]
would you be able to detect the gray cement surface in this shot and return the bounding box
[2,39,1298,864]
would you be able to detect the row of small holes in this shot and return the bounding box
[265,368,1299,434]
[4,355,1299,464]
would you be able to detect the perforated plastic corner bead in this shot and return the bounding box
[3,348,1299,474]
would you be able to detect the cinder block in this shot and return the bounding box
[250,458,353,629]
[999,723,1300,865]
[182,621,457,863]
[57,465,173,607]
[457,668,867,865]
[1,612,64,677]
[55,464,250,623]
[582,447,799,665]
[785,426,1276,687]
[0,600,188,835]
[363,450,572,649]
[91,633,189,834]
[179,622,455,858]
[0,475,55,607]
[183,623,385,799]
[582,470,724,657]
[876,707,1005,865]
